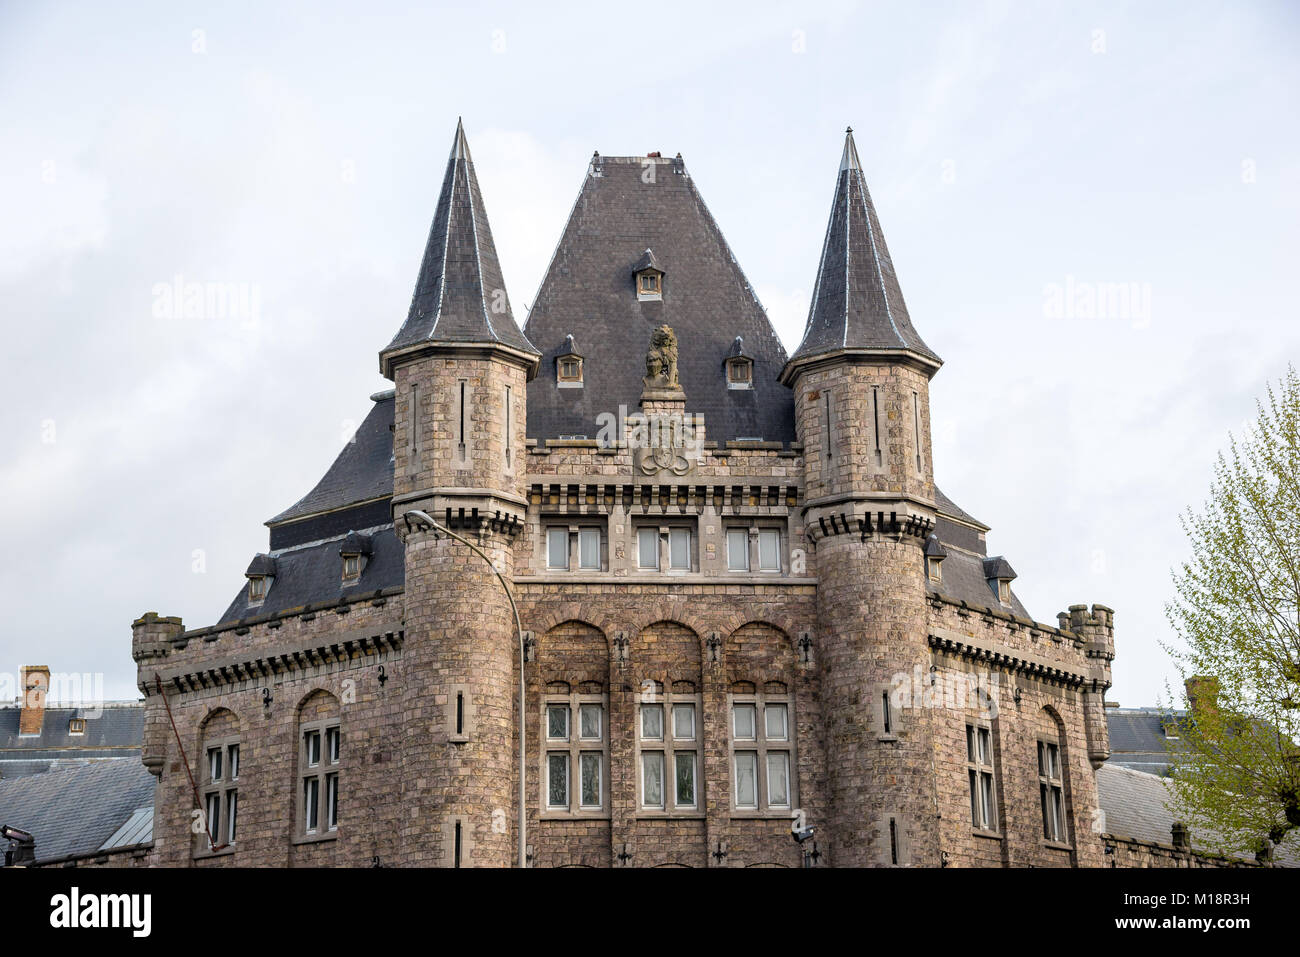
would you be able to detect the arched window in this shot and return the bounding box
[198,708,240,854]
[297,690,341,841]
[1039,709,1071,845]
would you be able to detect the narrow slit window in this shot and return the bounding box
[504,385,512,467]
[882,691,892,735]
[889,817,899,865]
[912,391,922,472]
[824,390,833,459]
[872,386,882,466]
[456,691,465,736]
[458,380,467,457]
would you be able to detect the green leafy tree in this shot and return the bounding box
[1164,366,1300,860]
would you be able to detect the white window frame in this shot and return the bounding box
[1039,739,1068,845]
[300,719,340,838]
[198,736,239,851]
[966,723,998,833]
[636,688,703,816]
[725,524,783,574]
[728,692,795,816]
[636,524,694,573]
[541,692,609,817]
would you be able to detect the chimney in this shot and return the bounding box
[1171,821,1190,849]
[1185,675,1220,714]
[18,666,50,736]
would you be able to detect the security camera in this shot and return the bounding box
[1,825,33,843]
[791,825,816,845]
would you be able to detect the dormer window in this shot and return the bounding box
[724,337,754,389]
[556,334,584,388]
[340,531,373,583]
[68,718,86,735]
[982,556,1017,606]
[632,248,664,301]
[924,535,947,584]
[245,553,276,606]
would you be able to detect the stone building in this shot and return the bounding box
[128,122,1122,868]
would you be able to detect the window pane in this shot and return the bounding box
[208,747,222,782]
[1051,787,1064,841]
[228,744,239,780]
[733,704,756,740]
[669,529,690,569]
[304,778,319,832]
[967,726,976,763]
[306,730,321,767]
[638,529,658,569]
[204,792,220,845]
[227,790,238,843]
[641,704,663,740]
[980,773,995,830]
[978,727,991,764]
[547,528,568,569]
[672,703,695,740]
[643,752,664,808]
[579,704,602,740]
[548,753,569,808]
[727,528,749,571]
[970,769,980,826]
[734,752,758,808]
[1041,783,1051,839]
[1037,741,1045,776]
[326,774,338,829]
[327,727,340,764]
[580,753,602,808]
[547,705,569,741]
[767,752,790,807]
[675,752,696,807]
[1048,743,1060,779]
[758,529,780,571]
[578,528,600,569]
[765,703,788,740]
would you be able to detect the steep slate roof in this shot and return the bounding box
[788,130,940,368]
[381,120,536,371]
[1097,763,1299,866]
[219,526,404,623]
[928,547,1030,619]
[0,704,143,778]
[523,154,794,445]
[1106,708,1185,775]
[0,760,155,862]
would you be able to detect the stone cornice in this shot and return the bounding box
[928,628,1088,687]
[150,626,404,698]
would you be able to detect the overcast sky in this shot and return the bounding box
[2,1,1297,706]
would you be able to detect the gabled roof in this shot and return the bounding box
[0,760,155,862]
[380,120,537,376]
[523,154,794,444]
[786,129,940,375]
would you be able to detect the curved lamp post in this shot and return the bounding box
[403,509,527,869]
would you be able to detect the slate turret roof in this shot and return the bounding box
[380,120,537,377]
[523,153,794,445]
[785,129,940,376]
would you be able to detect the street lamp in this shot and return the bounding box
[403,509,527,869]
